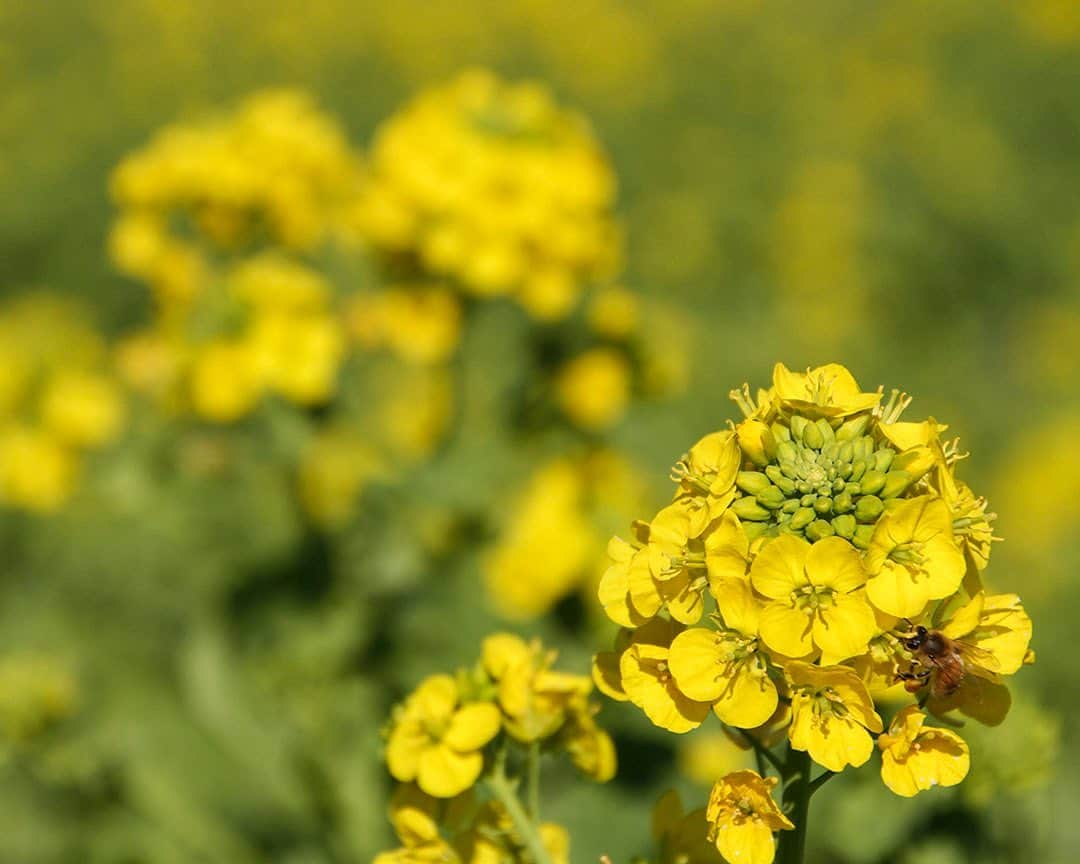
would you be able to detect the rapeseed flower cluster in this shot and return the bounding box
[378,633,613,862]
[0,296,125,512]
[595,362,1034,863]
[352,69,621,320]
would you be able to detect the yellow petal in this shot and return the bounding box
[598,560,644,628]
[443,703,502,751]
[805,536,865,593]
[750,535,810,599]
[651,789,684,842]
[714,660,778,730]
[714,816,777,864]
[881,728,969,797]
[482,635,531,680]
[668,629,728,702]
[865,563,930,619]
[977,594,1032,674]
[386,723,427,782]
[792,710,874,772]
[713,576,761,638]
[417,745,484,798]
[759,602,814,658]
[812,593,876,662]
[941,592,985,640]
[592,651,629,702]
[928,676,1012,727]
[412,674,458,720]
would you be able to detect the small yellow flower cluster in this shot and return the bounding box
[110,91,360,423]
[347,284,463,366]
[484,451,648,619]
[596,362,1034,862]
[110,89,360,306]
[379,633,613,862]
[352,69,621,320]
[0,296,125,512]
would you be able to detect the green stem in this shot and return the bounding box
[526,740,541,821]
[486,756,553,864]
[808,770,835,796]
[775,746,811,864]
[737,729,785,776]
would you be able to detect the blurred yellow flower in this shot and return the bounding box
[386,674,501,798]
[785,661,883,772]
[587,286,640,339]
[652,789,725,864]
[349,285,462,365]
[40,371,125,448]
[0,654,78,743]
[554,347,632,431]
[878,706,969,797]
[677,731,755,787]
[705,770,793,864]
[298,427,384,528]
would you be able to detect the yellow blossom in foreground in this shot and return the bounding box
[863,496,965,619]
[386,675,501,798]
[771,362,881,418]
[786,662,883,772]
[668,577,778,729]
[619,625,711,733]
[878,706,969,797]
[751,535,876,662]
[705,770,793,864]
[555,347,632,431]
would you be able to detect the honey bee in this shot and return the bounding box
[895,625,999,698]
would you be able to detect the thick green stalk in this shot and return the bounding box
[775,746,812,864]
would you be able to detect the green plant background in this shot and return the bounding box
[0,2,1077,862]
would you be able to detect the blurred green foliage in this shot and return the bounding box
[0,1,1077,862]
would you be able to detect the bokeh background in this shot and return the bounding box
[1,1,1077,862]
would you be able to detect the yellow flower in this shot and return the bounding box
[386,675,501,798]
[668,578,778,729]
[349,286,462,365]
[863,496,965,618]
[40,371,125,448]
[587,286,640,339]
[297,427,384,528]
[751,535,876,662]
[705,770,793,864]
[561,702,617,782]
[482,633,592,742]
[619,624,712,733]
[0,426,79,512]
[592,617,684,704]
[598,523,662,627]
[785,662,883,772]
[878,706,969,797]
[771,362,881,418]
[189,340,263,422]
[672,429,741,506]
[554,347,631,431]
[652,789,725,864]
[678,731,755,788]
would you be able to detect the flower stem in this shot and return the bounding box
[736,729,785,776]
[486,753,552,864]
[526,740,541,821]
[775,746,812,864]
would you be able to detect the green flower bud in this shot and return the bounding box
[860,470,887,495]
[832,514,856,538]
[844,482,861,496]
[802,421,824,450]
[854,494,884,522]
[797,482,813,495]
[776,441,798,464]
[732,496,771,521]
[737,471,773,496]
[853,437,874,461]
[837,441,854,464]
[873,449,895,472]
[852,524,876,549]
[832,477,845,493]
[849,459,867,481]
[789,507,815,530]
[833,491,853,513]
[757,486,786,509]
[789,416,809,442]
[771,422,792,442]
[766,466,796,495]
[880,469,913,499]
[800,493,817,507]
[814,496,833,515]
[781,499,800,514]
[838,462,853,479]
[820,442,840,462]
[836,414,871,441]
[815,418,836,445]
[779,460,799,480]
[806,519,835,541]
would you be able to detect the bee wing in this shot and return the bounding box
[955,640,1000,673]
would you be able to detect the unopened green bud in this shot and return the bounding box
[779,460,799,480]
[880,469,913,499]
[737,471,773,496]
[800,493,817,507]
[834,491,853,513]
[832,514,856,538]
[789,507,815,530]
[806,519,835,541]
[802,421,824,450]
[854,494,884,522]
[757,486,786,509]
[732,497,771,521]
[873,449,895,472]
[771,422,792,442]
[853,437,874,461]
[860,470,887,496]
[743,522,770,542]
[820,442,840,462]
[836,415,871,441]
[789,416,809,442]
[766,467,796,495]
[837,441,854,464]
[838,462,853,480]
[776,441,798,464]
[781,499,800,514]
[814,496,833,515]
[852,524,876,549]
[815,418,836,445]
[797,482,812,495]
[832,477,845,493]
[845,482,861,496]
[849,459,867,481]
